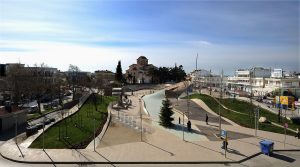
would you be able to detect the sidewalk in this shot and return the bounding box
[1,90,300,164]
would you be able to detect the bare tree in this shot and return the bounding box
[67,64,80,100]
[27,63,52,113]
[5,64,29,106]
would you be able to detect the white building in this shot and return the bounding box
[227,67,271,96]
[227,67,300,97]
[190,69,211,80]
[271,69,283,78]
[191,69,227,90]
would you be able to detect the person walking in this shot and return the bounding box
[187,120,191,131]
[206,113,209,125]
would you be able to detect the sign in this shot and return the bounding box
[280,96,288,105]
[221,129,227,139]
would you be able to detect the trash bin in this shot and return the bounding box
[259,140,274,155]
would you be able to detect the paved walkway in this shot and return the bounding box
[200,88,300,119]
[1,89,300,164]
[196,91,297,133]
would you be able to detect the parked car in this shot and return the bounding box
[50,118,56,122]
[44,119,51,125]
[36,123,44,130]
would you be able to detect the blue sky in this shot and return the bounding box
[0,0,299,75]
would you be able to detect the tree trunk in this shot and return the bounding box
[37,99,42,114]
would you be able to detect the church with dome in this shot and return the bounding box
[125,56,156,84]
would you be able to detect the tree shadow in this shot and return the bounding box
[170,124,206,136]
[270,152,295,163]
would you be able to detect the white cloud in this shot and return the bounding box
[0,40,137,71]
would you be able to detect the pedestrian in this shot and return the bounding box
[187,120,191,131]
[295,128,300,139]
[206,113,209,125]
[179,117,181,124]
[222,140,228,150]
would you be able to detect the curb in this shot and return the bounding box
[86,102,112,149]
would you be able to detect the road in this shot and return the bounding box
[28,92,90,127]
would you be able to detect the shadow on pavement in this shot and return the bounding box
[170,124,206,136]
[75,149,91,162]
[227,148,247,157]
[144,141,174,156]
[95,150,116,167]
[236,139,260,147]
[270,152,296,163]
[186,141,222,154]
[43,150,56,167]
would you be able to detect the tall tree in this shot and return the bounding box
[68,64,80,100]
[6,64,29,106]
[159,98,174,128]
[28,63,52,113]
[115,60,123,82]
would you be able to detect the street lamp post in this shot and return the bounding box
[250,70,253,126]
[139,98,143,142]
[43,117,45,151]
[14,114,18,145]
[93,117,95,151]
[182,111,185,141]
[187,88,190,120]
[219,70,223,134]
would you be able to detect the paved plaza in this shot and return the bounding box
[0,89,300,166]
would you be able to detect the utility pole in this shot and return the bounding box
[209,69,212,95]
[140,98,143,142]
[219,70,223,134]
[14,114,17,145]
[250,69,253,126]
[93,117,96,151]
[187,87,190,119]
[43,117,45,151]
[182,110,185,141]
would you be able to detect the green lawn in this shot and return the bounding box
[219,98,299,131]
[187,94,297,136]
[29,95,116,149]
